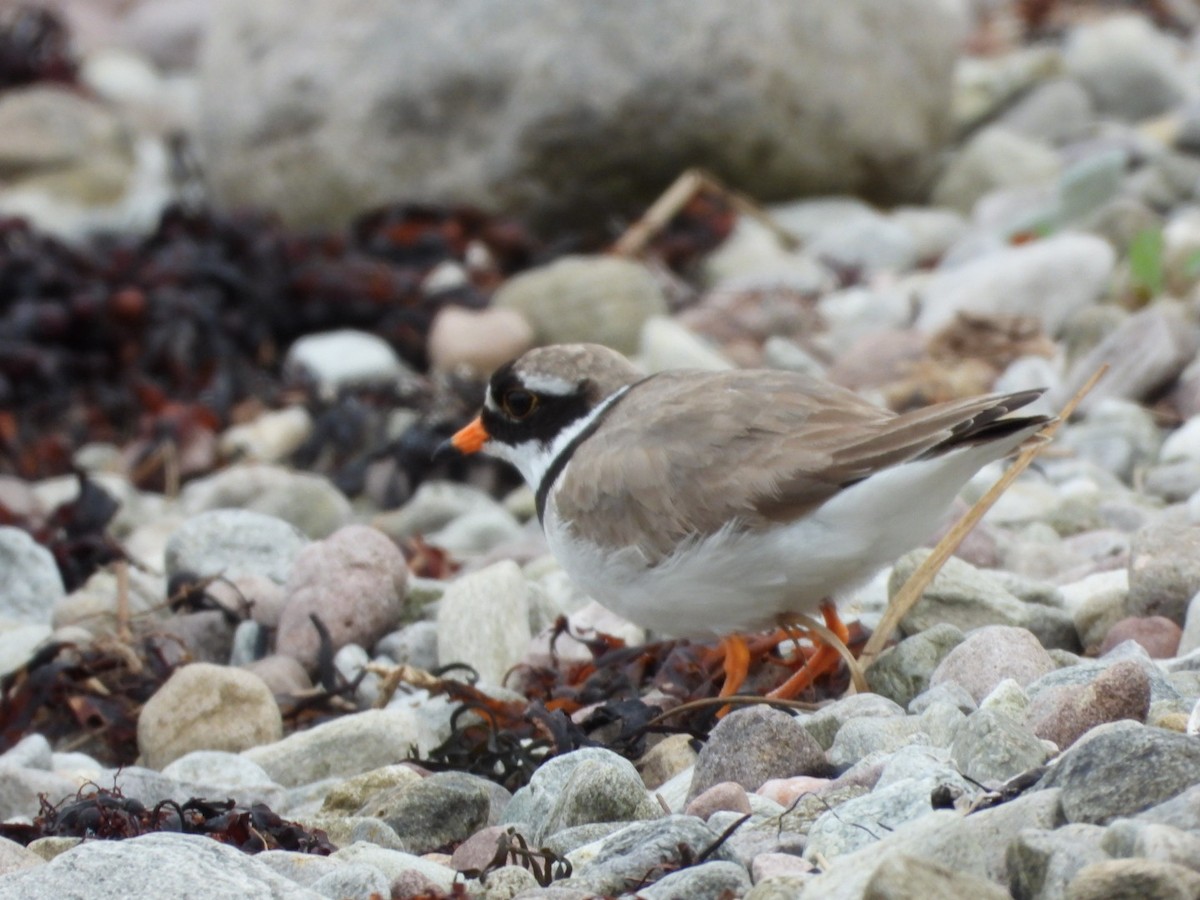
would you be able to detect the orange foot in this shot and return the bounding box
[767,602,850,700]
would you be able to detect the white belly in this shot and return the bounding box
[543,445,1009,638]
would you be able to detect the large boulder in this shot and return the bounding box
[198,0,968,232]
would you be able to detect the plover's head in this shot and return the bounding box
[443,343,643,488]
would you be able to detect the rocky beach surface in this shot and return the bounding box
[5,1,1200,898]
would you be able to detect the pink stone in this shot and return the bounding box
[1098,616,1182,659]
[757,776,834,807]
[686,781,752,821]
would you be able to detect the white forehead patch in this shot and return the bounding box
[518,372,577,396]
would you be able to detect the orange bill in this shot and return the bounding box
[450,416,490,454]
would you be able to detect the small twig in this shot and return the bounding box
[782,612,869,694]
[611,168,801,258]
[114,560,132,645]
[859,364,1109,669]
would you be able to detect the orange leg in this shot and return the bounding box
[717,634,751,698]
[767,602,849,700]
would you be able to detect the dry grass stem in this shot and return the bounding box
[858,364,1110,670]
[611,168,800,258]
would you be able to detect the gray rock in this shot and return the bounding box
[1063,14,1187,121]
[200,1,965,231]
[137,663,282,770]
[165,509,308,585]
[180,464,352,539]
[909,682,978,716]
[542,822,630,860]
[1127,509,1200,624]
[436,561,532,689]
[541,754,659,841]
[1054,400,1163,485]
[1065,858,1200,900]
[1007,823,1110,900]
[799,789,1064,897]
[639,860,752,900]
[376,481,510,540]
[299,816,405,851]
[931,126,1060,215]
[998,78,1095,147]
[328,844,456,891]
[242,709,437,788]
[1104,820,1200,871]
[951,709,1052,786]
[1054,306,1200,417]
[930,625,1057,704]
[826,703,966,771]
[465,865,541,899]
[0,767,77,822]
[0,527,65,624]
[161,751,278,793]
[252,850,339,886]
[798,693,906,750]
[567,815,736,897]
[503,747,653,844]
[867,623,966,708]
[892,552,1075,648]
[689,706,827,799]
[1040,721,1200,824]
[0,734,52,771]
[356,771,492,854]
[310,861,389,898]
[0,832,324,900]
[805,773,965,862]
[493,255,666,354]
[151,609,236,665]
[0,835,41,874]
[52,565,168,639]
[805,212,918,276]
[375,621,439,670]
[916,233,1114,336]
[860,855,1011,900]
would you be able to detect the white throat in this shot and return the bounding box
[485,386,631,491]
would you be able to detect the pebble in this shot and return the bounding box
[1008,823,1110,900]
[1066,858,1200,900]
[492,255,667,355]
[638,860,752,900]
[355,771,494,854]
[688,706,827,800]
[916,233,1115,336]
[426,305,534,377]
[1063,14,1187,121]
[931,126,1061,215]
[136,663,282,770]
[218,407,313,465]
[1041,720,1200,823]
[1126,509,1200,624]
[1026,659,1151,751]
[180,464,352,539]
[436,560,532,689]
[565,815,737,897]
[275,525,407,672]
[950,708,1052,785]
[0,832,325,900]
[501,747,657,844]
[929,625,1057,703]
[164,508,308,586]
[0,527,65,625]
[283,329,412,398]
[241,709,436,788]
[1098,616,1182,658]
[866,623,965,708]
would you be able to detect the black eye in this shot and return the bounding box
[501,389,538,420]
